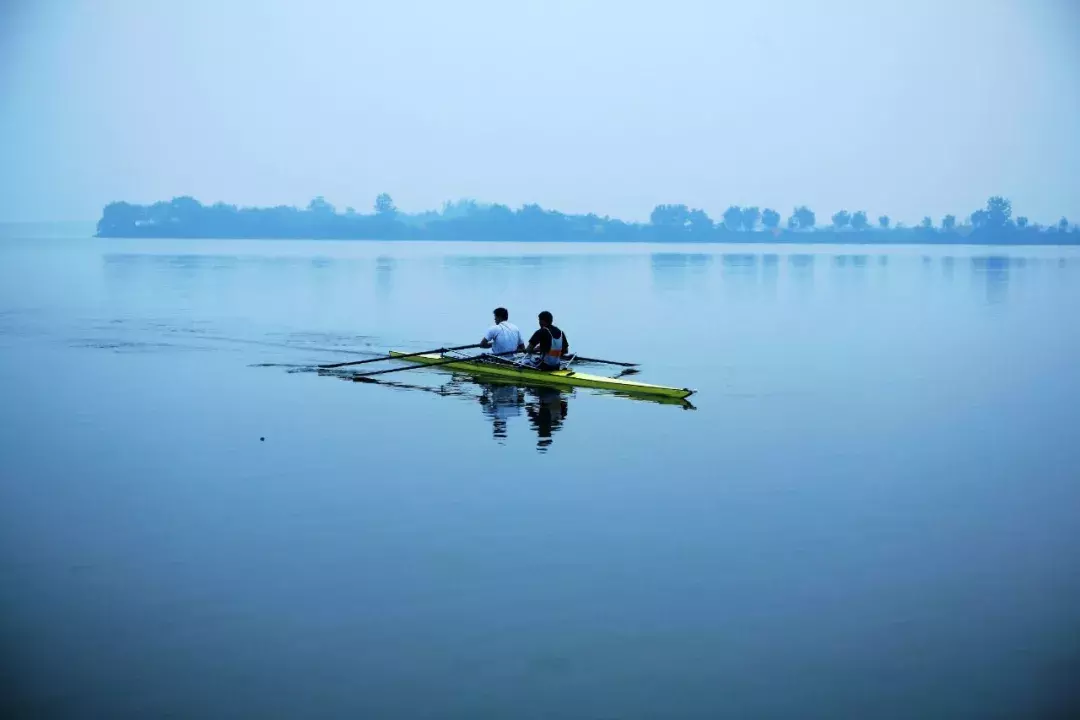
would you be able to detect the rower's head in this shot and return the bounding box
[493,307,509,323]
[538,310,553,327]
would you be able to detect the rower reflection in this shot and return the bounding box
[526,385,569,452]
[478,382,569,452]
[478,384,524,440]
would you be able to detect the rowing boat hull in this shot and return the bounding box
[389,352,694,399]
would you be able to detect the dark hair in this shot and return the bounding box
[493,307,509,321]
[538,310,553,324]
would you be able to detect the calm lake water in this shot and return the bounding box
[2,235,1079,718]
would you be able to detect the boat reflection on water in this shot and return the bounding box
[478,382,568,452]
[470,374,694,452]
[313,365,693,453]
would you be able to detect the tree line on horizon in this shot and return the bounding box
[96,194,1077,244]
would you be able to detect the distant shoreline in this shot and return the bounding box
[94,195,1079,246]
[84,234,1080,248]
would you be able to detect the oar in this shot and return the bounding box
[565,354,638,367]
[349,350,520,380]
[317,343,483,369]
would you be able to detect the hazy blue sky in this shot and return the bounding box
[2,0,1078,224]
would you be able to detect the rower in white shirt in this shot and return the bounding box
[479,307,524,356]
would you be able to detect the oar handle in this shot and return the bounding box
[318,343,483,369]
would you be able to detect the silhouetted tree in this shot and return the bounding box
[722,205,743,231]
[489,204,515,222]
[985,196,1011,228]
[741,206,761,232]
[761,208,781,230]
[878,215,890,229]
[920,216,933,229]
[97,201,145,236]
[971,209,990,228]
[374,193,396,215]
[1059,217,1070,232]
[650,204,690,230]
[514,203,571,241]
[788,206,815,230]
[831,210,851,229]
[441,199,480,218]
[942,214,956,231]
[850,211,869,231]
[308,196,335,214]
[345,206,356,216]
[688,208,714,234]
[171,196,201,217]
[1016,216,1029,229]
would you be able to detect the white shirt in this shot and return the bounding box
[484,321,522,355]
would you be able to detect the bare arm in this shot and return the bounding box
[522,329,539,355]
[480,326,499,349]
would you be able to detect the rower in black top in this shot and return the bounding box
[523,311,569,371]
